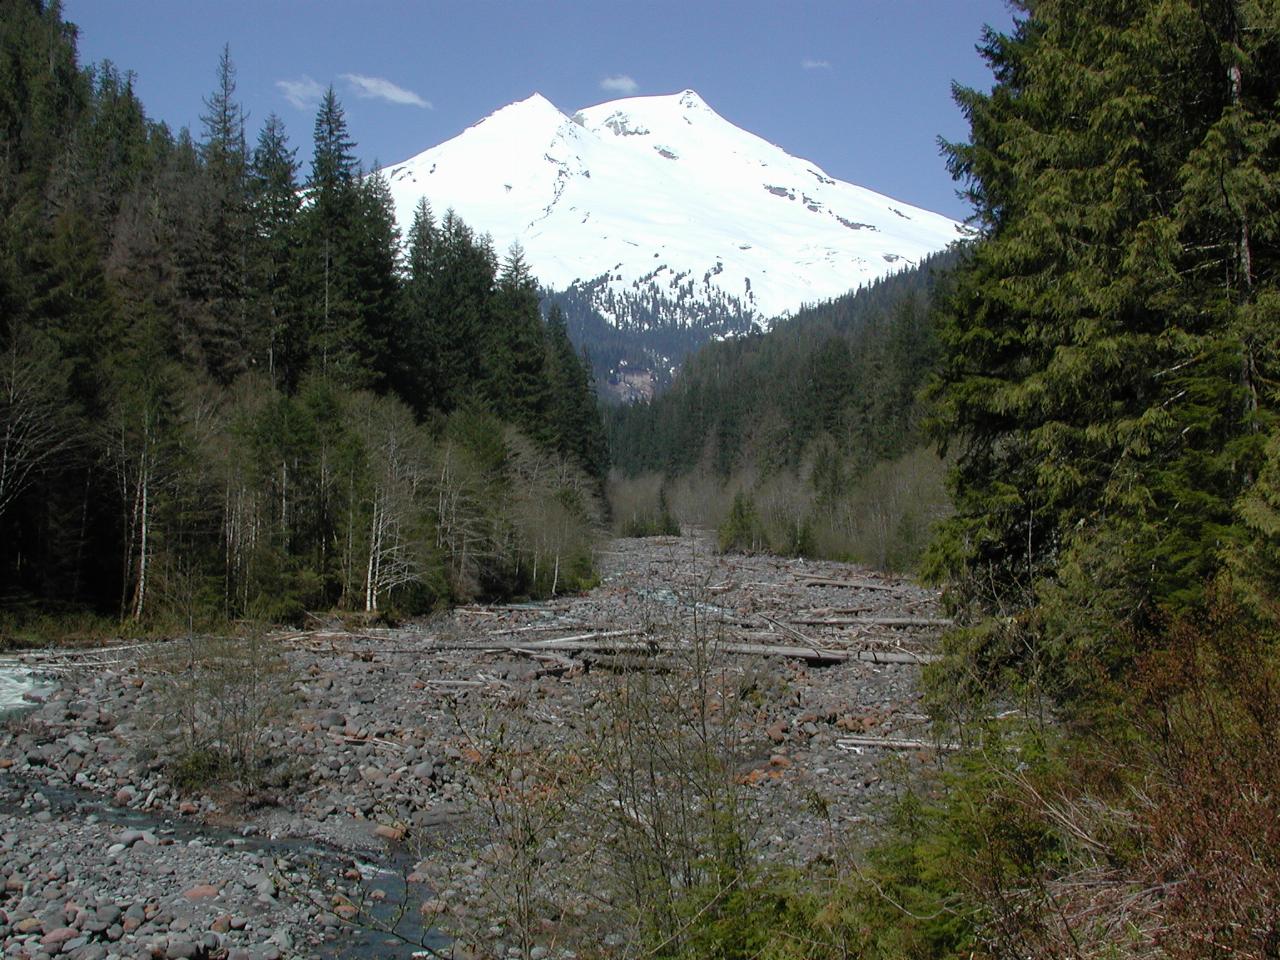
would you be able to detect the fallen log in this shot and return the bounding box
[722,642,935,665]
[486,622,590,638]
[583,653,675,674]
[757,613,824,651]
[510,647,583,679]
[3,637,186,662]
[440,636,936,666]
[795,576,908,592]
[527,628,641,646]
[789,616,953,628]
[835,735,960,751]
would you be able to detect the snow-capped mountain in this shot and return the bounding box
[381,90,962,325]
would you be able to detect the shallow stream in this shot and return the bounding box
[0,664,55,721]
[0,661,445,959]
[0,771,446,958]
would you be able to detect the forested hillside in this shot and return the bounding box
[605,3,1280,955]
[0,2,606,627]
[743,2,1280,956]
[542,275,761,402]
[606,252,957,567]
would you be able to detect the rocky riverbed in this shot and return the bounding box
[0,533,947,959]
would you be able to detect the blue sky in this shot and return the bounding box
[65,1,1016,221]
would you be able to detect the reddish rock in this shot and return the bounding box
[41,926,79,947]
[182,884,220,900]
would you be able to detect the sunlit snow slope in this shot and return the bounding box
[381,90,962,324]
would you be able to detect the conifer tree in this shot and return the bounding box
[66,62,151,233]
[298,87,362,380]
[349,167,402,389]
[248,114,301,388]
[546,304,607,481]
[925,0,1280,689]
[425,209,494,409]
[488,244,551,439]
[195,44,250,381]
[398,196,439,413]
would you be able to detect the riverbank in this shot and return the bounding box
[1,533,945,958]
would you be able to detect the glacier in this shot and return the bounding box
[380,89,962,326]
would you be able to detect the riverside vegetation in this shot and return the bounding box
[1,533,945,959]
[4,1,1280,959]
[605,1,1280,956]
[606,253,954,572]
[0,4,607,638]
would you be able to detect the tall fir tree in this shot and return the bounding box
[426,209,494,410]
[545,304,607,482]
[488,244,551,440]
[398,196,439,414]
[248,114,301,389]
[298,86,362,381]
[349,167,402,390]
[194,44,250,382]
[925,0,1280,694]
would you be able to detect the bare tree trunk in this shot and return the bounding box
[1228,60,1253,290]
[121,451,141,619]
[280,459,288,549]
[132,447,150,620]
[365,497,380,612]
[71,468,91,604]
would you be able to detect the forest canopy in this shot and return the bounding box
[0,1,607,625]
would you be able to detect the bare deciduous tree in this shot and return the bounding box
[0,330,73,520]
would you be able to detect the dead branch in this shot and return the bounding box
[795,575,910,592]
[835,735,960,751]
[788,615,953,628]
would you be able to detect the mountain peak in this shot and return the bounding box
[483,91,564,124]
[381,91,960,322]
[513,91,555,109]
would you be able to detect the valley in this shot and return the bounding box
[0,533,946,959]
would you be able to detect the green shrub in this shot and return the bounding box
[169,747,231,792]
[719,491,766,553]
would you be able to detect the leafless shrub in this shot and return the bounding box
[146,628,295,791]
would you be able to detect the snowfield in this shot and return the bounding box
[381,90,962,325]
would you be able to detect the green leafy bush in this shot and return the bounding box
[718,490,767,554]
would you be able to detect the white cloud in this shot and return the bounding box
[801,58,832,70]
[341,73,432,108]
[276,75,325,110]
[599,74,639,95]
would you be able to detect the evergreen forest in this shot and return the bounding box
[4,0,1280,956]
[0,2,607,628]
[606,252,956,568]
[605,2,1280,955]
